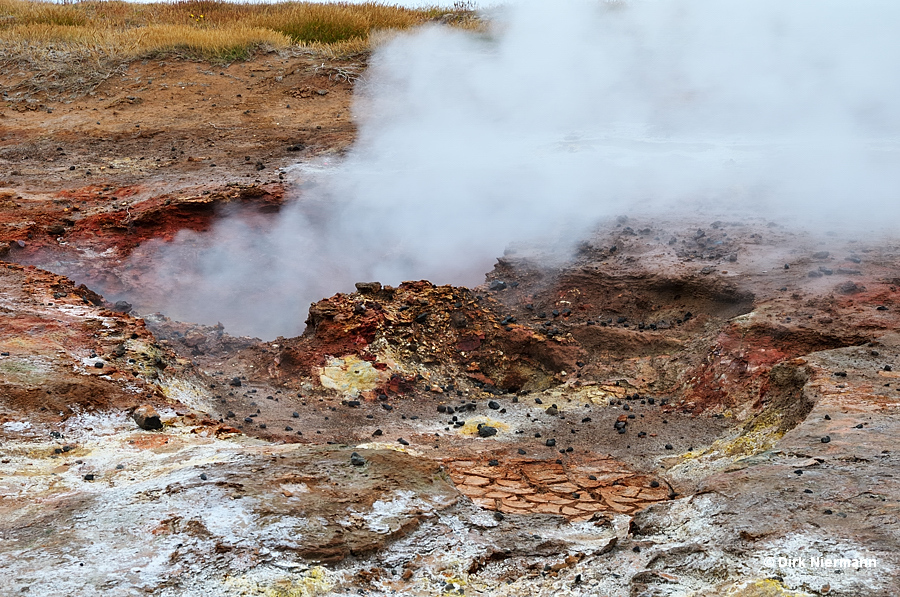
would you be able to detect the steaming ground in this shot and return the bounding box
[131,0,900,339]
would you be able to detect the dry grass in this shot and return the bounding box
[0,1,480,103]
[0,0,479,60]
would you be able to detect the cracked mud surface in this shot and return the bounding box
[1,53,899,597]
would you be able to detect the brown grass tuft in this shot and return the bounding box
[0,1,480,59]
[0,1,482,103]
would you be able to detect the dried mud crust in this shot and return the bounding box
[446,454,670,520]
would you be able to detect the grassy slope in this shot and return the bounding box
[0,0,478,59]
[0,1,479,103]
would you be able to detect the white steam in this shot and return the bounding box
[136,0,900,339]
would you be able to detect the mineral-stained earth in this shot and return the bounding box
[1,52,898,597]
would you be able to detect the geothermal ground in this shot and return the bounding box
[1,52,899,597]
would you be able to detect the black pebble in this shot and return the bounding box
[373,429,383,436]
[821,436,831,443]
[545,438,556,447]
[398,438,409,445]
[292,412,299,418]
[382,403,393,411]
[517,448,526,455]
[488,459,499,466]
[650,480,659,488]
[488,401,500,410]
[200,473,208,480]
[285,426,293,431]
[478,426,498,438]
[665,444,673,450]
[83,474,95,481]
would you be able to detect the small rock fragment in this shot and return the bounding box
[478,425,498,438]
[132,404,163,430]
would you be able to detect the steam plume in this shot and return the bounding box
[134,0,900,339]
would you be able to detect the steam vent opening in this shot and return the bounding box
[2,1,900,595]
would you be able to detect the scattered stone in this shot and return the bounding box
[546,405,559,416]
[229,377,242,387]
[355,282,382,294]
[397,438,409,446]
[111,300,132,313]
[478,425,498,438]
[350,452,366,466]
[488,400,500,410]
[132,404,162,430]
[83,474,95,481]
[200,473,208,480]
[292,412,299,418]
[545,439,556,447]
[821,436,831,443]
[373,429,383,436]
[488,459,499,466]
[665,444,673,450]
